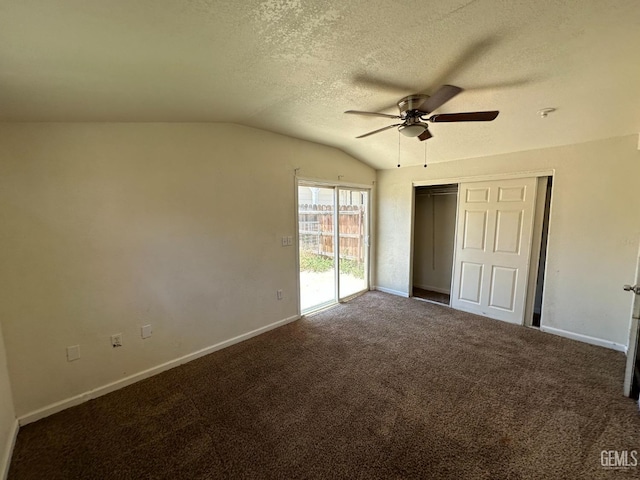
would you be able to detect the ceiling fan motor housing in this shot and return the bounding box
[397,94,429,116]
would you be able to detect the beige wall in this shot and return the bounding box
[0,123,375,417]
[376,135,640,347]
[0,322,15,478]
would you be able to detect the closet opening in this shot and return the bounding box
[531,177,552,328]
[412,184,458,305]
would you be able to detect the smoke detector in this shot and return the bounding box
[538,108,556,118]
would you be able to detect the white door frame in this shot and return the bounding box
[410,169,555,325]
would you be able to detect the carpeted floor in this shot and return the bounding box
[9,291,640,479]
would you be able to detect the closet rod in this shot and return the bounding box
[418,191,457,196]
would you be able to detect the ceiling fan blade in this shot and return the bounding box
[345,110,401,119]
[428,37,498,90]
[356,124,402,138]
[352,74,415,94]
[416,85,463,113]
[418,129,433,141]
[428,111,499,122]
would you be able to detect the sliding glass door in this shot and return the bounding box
[298,184,369,314]
[298,186,336,312]
[338,189,369,298]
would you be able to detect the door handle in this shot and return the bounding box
[623,284,640,295]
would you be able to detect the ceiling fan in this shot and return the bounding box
[345,85,499,141]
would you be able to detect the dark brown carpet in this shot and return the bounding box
[9,292,640,479]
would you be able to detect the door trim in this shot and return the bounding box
[412,169,555,188]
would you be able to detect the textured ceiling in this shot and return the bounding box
[2,0,639,169]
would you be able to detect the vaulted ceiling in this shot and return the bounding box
[2,0,639,169]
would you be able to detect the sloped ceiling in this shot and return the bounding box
[1,0,639,169]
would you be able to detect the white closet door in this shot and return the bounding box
[451,177,538,324]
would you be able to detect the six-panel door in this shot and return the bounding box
[451,177,537,324]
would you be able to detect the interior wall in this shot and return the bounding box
[0,123,376,417]
[0,322,16,478]
[376,135,640,347]
[413,192,456,293]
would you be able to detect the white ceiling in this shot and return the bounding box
[2,0,639,169]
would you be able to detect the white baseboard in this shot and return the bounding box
[373,286,409,298]
[1,419,19,480]
[18,314,301,426]
[540,326,627,352]
[413,284,451,295]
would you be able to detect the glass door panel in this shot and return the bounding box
[298,186,336,313]
[338,189,369,299]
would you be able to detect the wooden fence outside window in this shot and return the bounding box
[298,204,365,263]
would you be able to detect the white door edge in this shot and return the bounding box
[623,242,640,397]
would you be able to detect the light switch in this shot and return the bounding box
[141,324,152,339]
[66,345,80,362]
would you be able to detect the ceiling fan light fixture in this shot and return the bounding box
[398,124,426,137]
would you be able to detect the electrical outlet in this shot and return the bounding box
[286,236,293,246]
[67,345,80,361]
[277,289,283,300]
[111,333,123,348]
[281,236,288,246]
[141,324,152,339]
